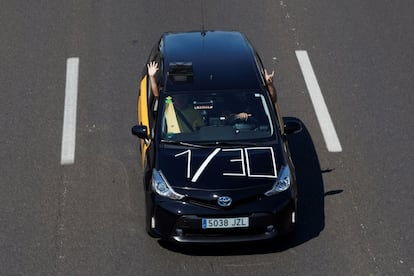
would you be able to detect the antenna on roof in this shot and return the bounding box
[201,0,206,36]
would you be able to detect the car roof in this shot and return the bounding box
[160,31,264,92]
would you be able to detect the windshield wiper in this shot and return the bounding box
[161,140,273,148]
[160,140,207,148]
[200,141,262,147]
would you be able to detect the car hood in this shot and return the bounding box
[158,145,284,191]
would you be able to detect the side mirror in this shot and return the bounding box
[284,120,302,135]
[131,125,148,139]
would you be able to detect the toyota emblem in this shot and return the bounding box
[217,196,232,207]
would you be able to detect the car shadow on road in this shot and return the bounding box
[285,117,325,246]
[158,117,325,255]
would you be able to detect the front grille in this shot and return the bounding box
[172,224,277,243]
[185,198,221,210]
[170,207,295,243]
[185,195,264,210]
[183,226,267,237]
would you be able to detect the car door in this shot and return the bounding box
[137,43,163,166]
[137,75,151,166]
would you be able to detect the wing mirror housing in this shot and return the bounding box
[284,119,302,135]
[131,125,149,139]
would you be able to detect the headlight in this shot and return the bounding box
[264,165,291,196]
[152,170,184,200]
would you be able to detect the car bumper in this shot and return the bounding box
[148,195,296,243]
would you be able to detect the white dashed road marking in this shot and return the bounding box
[61,57,79,165]
[296,50,343,152]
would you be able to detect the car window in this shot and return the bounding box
[159,91,275,142]
[254,52,266,85]
[147,43,163,131]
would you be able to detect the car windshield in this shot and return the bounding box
[160,91,275,143]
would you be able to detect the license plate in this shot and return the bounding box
[202,217,249,229]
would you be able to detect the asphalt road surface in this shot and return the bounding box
[1,1,413,275]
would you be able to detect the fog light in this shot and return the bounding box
[292,212,296,223]
[266,225,274,232]
[151,217,156,228]
[176,229,183,236]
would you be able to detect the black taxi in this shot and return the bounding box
[132,31,302,243]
